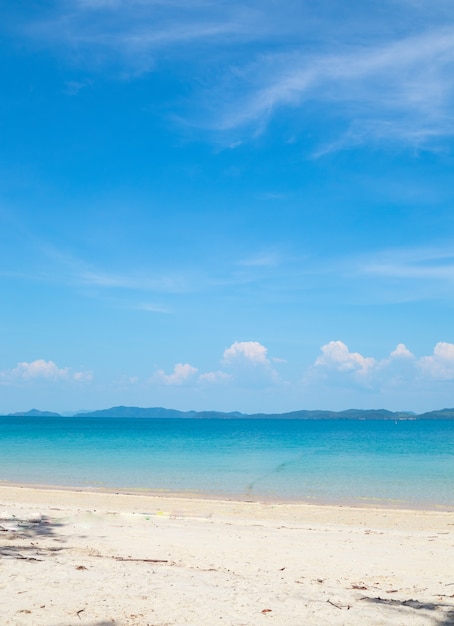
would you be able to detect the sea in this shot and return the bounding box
[0,416,453,508]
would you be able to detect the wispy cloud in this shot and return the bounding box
[16,1,454,150]
[237,251,281,268]
[208,28,454,150]
[3,230,306,311]
[31,242,200,294]
[18,229,454,310]
[304,242,454,305]
[23,0,265,77]
[63,79,93,95]
[359,244,454,281]
[135,302,172,314]
[79,269,191,293]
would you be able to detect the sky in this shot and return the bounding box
[1,0,454,414]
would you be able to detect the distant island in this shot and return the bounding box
[4,406,454,419]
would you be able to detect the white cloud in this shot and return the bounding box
[314,341,376,376]
[148,341,283,389]
[309,340,454,393]
[72,370,94,382]
[221,340,283,388]
[390,343,415,359]
[309,340,415,391]
[134,339,454,398]
[198,370,232,384]
[0,360,92,384]
[154,362,198,385]
[374,344,419,390]
[418,342,454,380]
[12,359,69,380]
[223,340,270,365]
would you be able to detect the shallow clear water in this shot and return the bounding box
[0,417,453,506]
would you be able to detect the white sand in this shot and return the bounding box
[0,485,453,626]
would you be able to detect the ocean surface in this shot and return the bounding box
[0,417,453,507]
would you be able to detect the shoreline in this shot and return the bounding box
[1,483,453,625]
[1,479,453,513]
[0,483,453,528]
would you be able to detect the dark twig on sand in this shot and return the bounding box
[114,557,169,563]
[327,599,350,610]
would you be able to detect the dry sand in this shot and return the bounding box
[0,484,453,626]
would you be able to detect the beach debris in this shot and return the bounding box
[76,565,88,570]
[351,584,368,590]
[359,596,445,610]
[327,599,351,610]
[261,608,272,614]
[114,556,169,563]
[76,608,85,619]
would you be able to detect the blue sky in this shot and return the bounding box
[1,0,454,414]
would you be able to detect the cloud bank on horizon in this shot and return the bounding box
[2,340,454,414]
[0,1,454,413]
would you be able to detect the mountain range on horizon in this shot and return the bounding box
[4,406,454,419]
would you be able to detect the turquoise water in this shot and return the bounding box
[0,417,453,507]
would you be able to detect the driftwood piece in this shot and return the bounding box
[114,557,169,563]
[327,599,351,610]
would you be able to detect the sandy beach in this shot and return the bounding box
[0,485,453,626]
